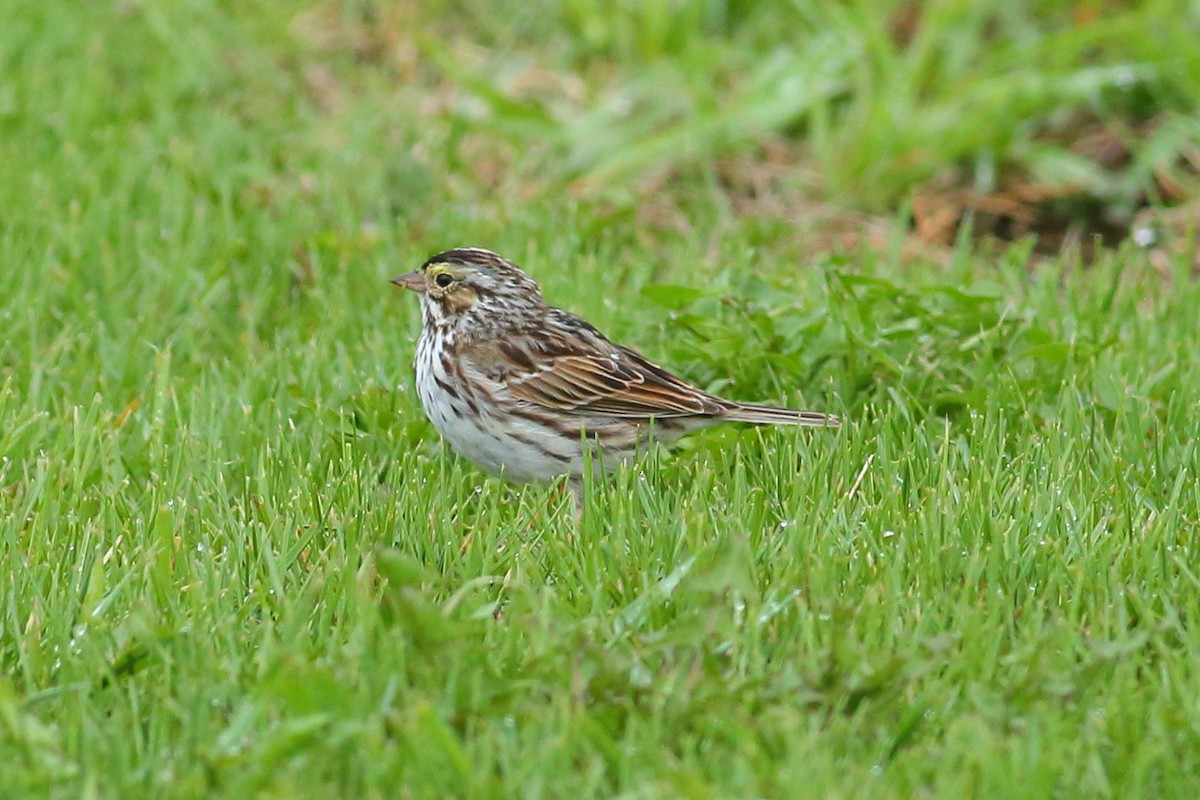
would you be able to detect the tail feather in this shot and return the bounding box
[723,402,840,428]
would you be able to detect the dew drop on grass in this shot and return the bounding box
[70,625,87,652]
[1133,226,1157,247]
[883,530,895,539]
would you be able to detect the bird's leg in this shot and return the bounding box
[545,478,584,521]
[568,477,585,521]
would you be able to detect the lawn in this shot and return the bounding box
[3,1,1200,798]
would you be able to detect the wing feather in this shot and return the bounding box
[461,323,725,419]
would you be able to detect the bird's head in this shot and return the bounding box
[391,248,544,331]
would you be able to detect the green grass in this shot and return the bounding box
[3,1,1200,798]
[419,0,1200,215]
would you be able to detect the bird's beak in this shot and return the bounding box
[389,271,424,293]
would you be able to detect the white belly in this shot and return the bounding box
[414,334,577,484]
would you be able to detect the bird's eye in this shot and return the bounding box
[434,272,454,288]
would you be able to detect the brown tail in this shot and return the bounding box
[723,402,841,428]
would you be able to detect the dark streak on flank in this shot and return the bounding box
[505,406,595,454]
[504,427,557,458]
[434,374,460,400]
[439,351,482,415]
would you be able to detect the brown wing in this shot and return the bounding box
[461,316,726,419]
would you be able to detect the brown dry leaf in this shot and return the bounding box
[887,0,923,49]
[912,179,966,247]
[913,168,1092,255]
[1073,2,1100,26]
[303,63,345,113]
[633,142,953,265]
[1070,124,1132,170]
[115,397,140,428]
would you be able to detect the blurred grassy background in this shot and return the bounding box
[8,0,1197,265]
[399,0,1200,241]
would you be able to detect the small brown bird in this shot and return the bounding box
[392,248,839,511]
